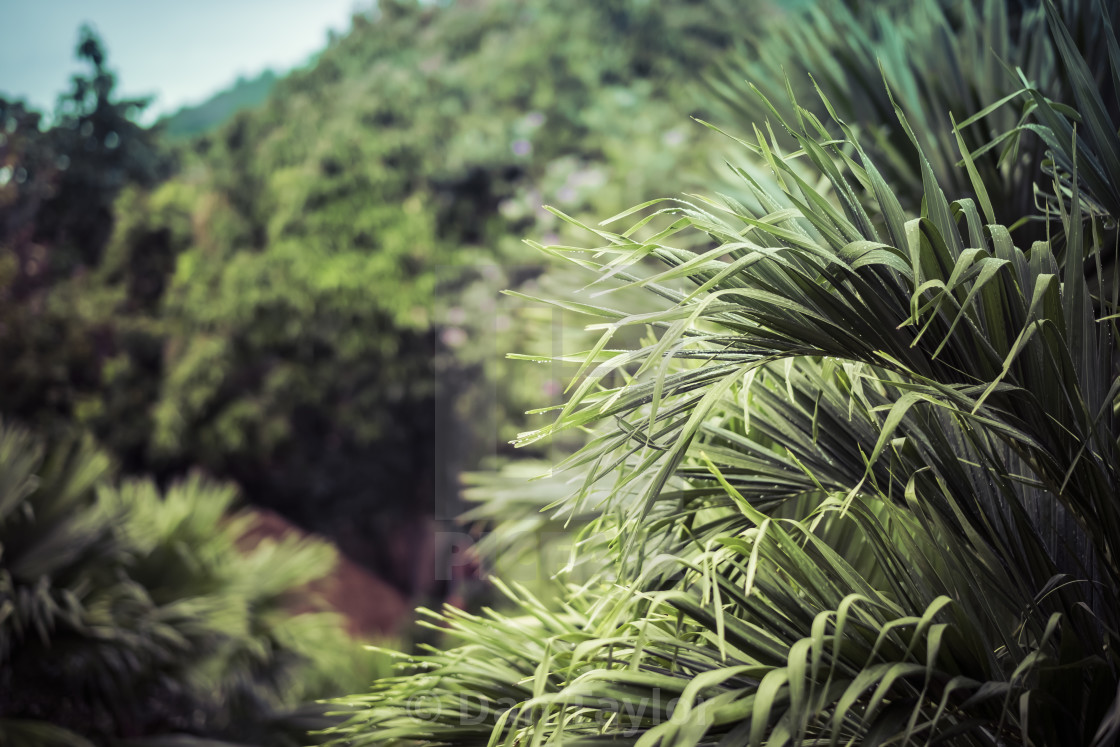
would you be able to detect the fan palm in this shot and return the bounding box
[329,2,1120,745]
[0,421,383,746]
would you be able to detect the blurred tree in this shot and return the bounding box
[30,25,169,286]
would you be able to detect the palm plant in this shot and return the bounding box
[0,420,383,746]
[329,2,1120,745]
[709,0,1120,241]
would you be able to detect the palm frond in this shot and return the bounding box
[709,0,1120,241]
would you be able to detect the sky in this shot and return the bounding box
[0,0,365,121]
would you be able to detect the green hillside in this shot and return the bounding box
[161,69,279,139]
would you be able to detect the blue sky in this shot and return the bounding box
[1,0,365,120]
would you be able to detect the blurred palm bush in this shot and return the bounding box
[0,419,385,746]
[328,1,1120,744]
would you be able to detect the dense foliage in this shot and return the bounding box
[711,0,1120,247]
[329,1,1120,744]
[0,419,382,746]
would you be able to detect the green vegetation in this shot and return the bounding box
[328,1,1120,744]
[0,25,171,469]
[5,0,1120,743]
[0,28,168,305]
[710,0,1119,240]
[0,0,754,588]
[0,419,382,745]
